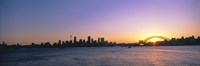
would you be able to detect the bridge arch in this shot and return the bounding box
[143,36,170,43]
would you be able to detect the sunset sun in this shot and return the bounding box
[149,38,162,42]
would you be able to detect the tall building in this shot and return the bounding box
[94,40,97,45]
[58,40,62,45]
[88,36,91,44]
[98,37,101,44]
[101,37,105,44]
[70,35,72,44]
[62,41,65,45]
[65,41,69,44]
[74,36,77,44]
[91,38,94,44]
[70,40,72,44]
[83,39,86,44]
[79,39,83,45]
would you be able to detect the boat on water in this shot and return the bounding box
[128,46,131,48]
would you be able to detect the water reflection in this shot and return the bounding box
[1,46,200,66]
[149,48,165,66]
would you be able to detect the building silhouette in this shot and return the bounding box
[101,37,105,45]
[98,38,101,44]
[87,36,91,44]
[1,35,200,48]
[74,36,77,44]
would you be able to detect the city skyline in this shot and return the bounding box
[0,0,200,44]
[1,35,199,48]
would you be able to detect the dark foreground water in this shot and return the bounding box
[0,46,200,66]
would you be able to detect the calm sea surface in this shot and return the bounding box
[1,46,200,66]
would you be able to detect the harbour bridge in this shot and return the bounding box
[139,36,170,44]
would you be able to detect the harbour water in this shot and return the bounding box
[1,46,200,66]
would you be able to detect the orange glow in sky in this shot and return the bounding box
[0,0,199,44]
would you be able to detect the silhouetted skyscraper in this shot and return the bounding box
[74,36,77,44]
[94,40,97,45]
[17,43,20,46]
[101,37,105,44]
[83,39,86,44]
[65,41,69,44]
[88,36,91,44]
[31,42,35,46]
[58,40,62,45]
[91,38,94,44]
[70,40,72,44]
[98,38,101,44]
[70,35,72,44]
[62,41,65,45]
[41,43,44,46]
[79,39,83,45]
[105,41,108,44]
[2,42,6,45]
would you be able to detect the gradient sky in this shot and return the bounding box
[0,0,200,44]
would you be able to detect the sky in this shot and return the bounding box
[0,0,200,44]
